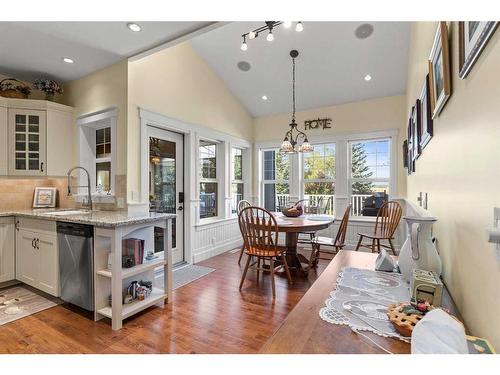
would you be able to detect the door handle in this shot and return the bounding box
[177,206,183,211]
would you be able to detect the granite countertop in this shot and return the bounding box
[0,209,176,228]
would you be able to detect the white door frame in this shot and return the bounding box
[147,126,184,264]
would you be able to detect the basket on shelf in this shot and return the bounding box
[0,78,31,99]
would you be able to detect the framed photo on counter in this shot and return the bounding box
[33,187,57,208]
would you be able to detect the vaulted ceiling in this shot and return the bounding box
[190,22,410,117]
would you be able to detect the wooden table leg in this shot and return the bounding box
[284,232,307,275]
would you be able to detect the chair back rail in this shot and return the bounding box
[374,201,403,238]
[237,199,252,214]
[238,206,279,257]
[334,204,351,246]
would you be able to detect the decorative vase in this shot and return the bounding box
[45,92,55,101]
[398,216,442,282]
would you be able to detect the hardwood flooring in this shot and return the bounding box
[0,248,328,354]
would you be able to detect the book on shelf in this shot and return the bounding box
[122,238,145,266]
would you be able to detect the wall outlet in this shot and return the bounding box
[116,197,125,209]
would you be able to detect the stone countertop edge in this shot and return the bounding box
[0,210,176,228]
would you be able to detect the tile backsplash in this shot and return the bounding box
[0,174,126,211]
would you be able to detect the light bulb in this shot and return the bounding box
[267,31,274,42]
[249,31,256,39]
[262,95,268,101]
[364,74,372,81]
[295,22,303,32]
[241,41,248,51]
[127,23,142,32]
[283,21,292,28]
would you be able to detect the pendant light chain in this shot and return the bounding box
[292,56,296,123]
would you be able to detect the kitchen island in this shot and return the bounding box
[0,209,176,330]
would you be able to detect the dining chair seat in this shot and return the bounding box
[246,245,288,257]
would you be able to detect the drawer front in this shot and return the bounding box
[16,217,56,235]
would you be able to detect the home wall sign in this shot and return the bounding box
[304,118,332,130]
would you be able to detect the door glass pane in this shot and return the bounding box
[149,136,177,250]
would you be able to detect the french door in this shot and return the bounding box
[148,126,184,265]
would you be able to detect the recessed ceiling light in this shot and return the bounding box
[62,57,74,64]
[127,23,142,32]
[364,74,372,81]
[262,95,268,101]
[355,24,374,39]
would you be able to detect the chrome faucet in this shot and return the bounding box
[67,166,93,210]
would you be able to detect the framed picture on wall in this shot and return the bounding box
[459,21,498,79]
[428,22,451,118]
[419,74,433,150]
[411,103,421,160]
[33,187,57,208]
[407,119,415,174]
[402,140,409,169]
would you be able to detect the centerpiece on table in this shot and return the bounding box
[282,202,303,217]
[33,78,63,101]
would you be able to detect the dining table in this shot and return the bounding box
[272,213,335,274]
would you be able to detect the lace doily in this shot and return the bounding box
[319,267,411,341]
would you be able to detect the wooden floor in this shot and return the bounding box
[0,248,329,353]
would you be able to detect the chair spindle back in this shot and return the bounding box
[374,201,402,238]
[238,206,279,257]
[334,204,351,247]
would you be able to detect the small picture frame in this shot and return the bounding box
[410,104,421,161]
[428,22,451,118]
[419,75,433,151]
[407,119,414,175]
[402,140,409,169]
[459,21,498,79]
[32,187,57,208]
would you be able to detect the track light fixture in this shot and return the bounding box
[240,21,303,51]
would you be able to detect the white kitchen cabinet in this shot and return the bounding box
[15,218,60,296]
[0,217,15,283]
[0,97,74,177]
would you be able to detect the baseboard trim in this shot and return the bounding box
[192,238,242,263]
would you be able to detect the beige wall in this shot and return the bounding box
[406,22,500,347]
[253,95,408,196]
[63,60,128,176]
[127,42,253,200]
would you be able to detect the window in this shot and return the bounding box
[77,110,116,197]
[302,143,335,214]
[199,140,218,219]
[95,127,112,192]
[231,147,244,215]
[262,149,290,211]
[349,138,391,216]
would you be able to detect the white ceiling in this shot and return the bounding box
[0,21,215,82]
[190,22,410,117]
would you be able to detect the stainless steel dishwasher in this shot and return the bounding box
[57,222,94,311]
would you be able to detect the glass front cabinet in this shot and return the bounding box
[8,109,47,176]
[1,99,74,177]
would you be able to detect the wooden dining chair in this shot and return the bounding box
[238,206,292,298]
[308,204,351,269]
[237,199,252,265]
[295,198,321,244]
[354,200,402,255]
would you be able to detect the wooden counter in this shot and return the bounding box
[261,250,458,354]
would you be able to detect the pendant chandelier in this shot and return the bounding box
[280,50,312,154]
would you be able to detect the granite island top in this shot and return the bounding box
[0,209,176,228]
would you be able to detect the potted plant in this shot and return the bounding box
[33,78,64,101]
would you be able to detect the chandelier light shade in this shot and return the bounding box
[240,21,303,51]
[279,50,312,154]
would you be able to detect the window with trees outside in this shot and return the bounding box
[199,140,218,219]
[302,143,335,214]
[349,138,391,216]
[262,149,290,212]
[95,127,112,192]
[231,147,244,215]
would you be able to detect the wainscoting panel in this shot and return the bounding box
[192,219,242,263]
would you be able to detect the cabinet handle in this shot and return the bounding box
[36,238,40,250]
[32,238,35,249]
[16,220,20,231]
[40,162,44,172]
